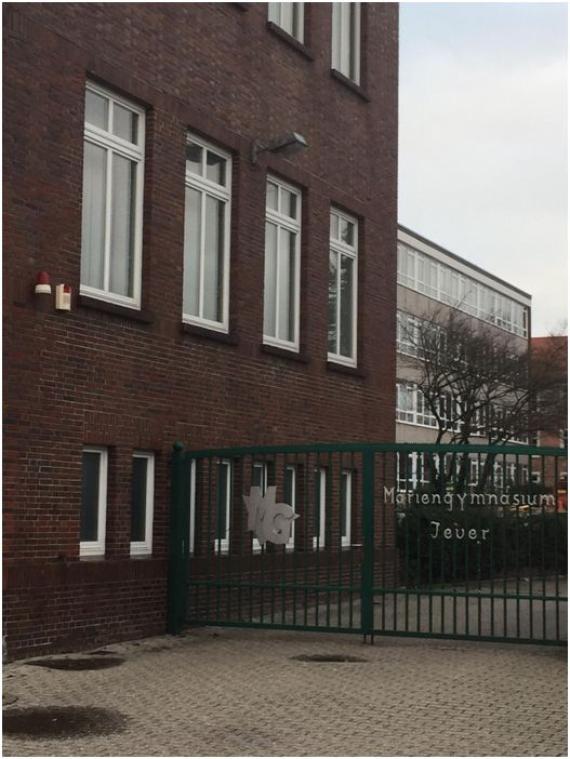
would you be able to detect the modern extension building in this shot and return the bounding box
[395,225,532,489]
[3,3,398,658]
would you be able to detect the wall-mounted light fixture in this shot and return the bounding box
[251,131,308,165]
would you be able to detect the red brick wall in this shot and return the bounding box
[3,3,398,657]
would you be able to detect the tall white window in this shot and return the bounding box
[214,460,232,554]
[183,135,232,332]
[130,452,155,556]
[264,177,301,351]
[268,2,304,42]
[81,82,145,308]
[328,209,358,366]
[340,470,352,547]
[80,447,108,557]
[284,465,297,550]
[313,468,327,549]
[331,2,361,83]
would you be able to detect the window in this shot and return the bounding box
[396,383,415,424]
[252,462,268,494]
[313,468,327,548]
[328,209,358,365]
[268,2,304,42]
[214,460,232,553]
[183,135,232,332]
[81,82,145,308]
[80,447,108,557]
[189,459,197,555]
[331,2,361,83]
[264,178,301,351]
[340,470,352,547]
[284,465,297,550]
[130,452,154,556]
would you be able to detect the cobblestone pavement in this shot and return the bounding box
[3,628,567,757]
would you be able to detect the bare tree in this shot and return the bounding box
[398,307,566,489]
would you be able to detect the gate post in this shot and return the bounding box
[361,448,375,641]
[167,441,188,634]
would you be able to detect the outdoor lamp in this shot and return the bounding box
[251,131,308,164]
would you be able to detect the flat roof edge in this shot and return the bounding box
[397,224,532,300]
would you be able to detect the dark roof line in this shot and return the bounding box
[397,223,532,300]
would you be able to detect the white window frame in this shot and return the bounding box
[284,465,297,551]
[183,134,232,333]
[331,2,361,84]
[189,459,197,555]
[252,462,269,553]
[263,177,302,352]
[313,468,327,549]
[328,208,358,367]
[130,451,155,557]
[214,459,232,554]
[80,446,108,558]
[268,2,304,42]
[81,81,145,309]
[341,470,352,548]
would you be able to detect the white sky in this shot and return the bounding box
[398,2,568,336]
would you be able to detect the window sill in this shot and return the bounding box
[260,343,309,364]
[266,22,314,60]
[330,69,370,102]
[181,322,239,346]
[79,295,154,324]
[327,361,366,379]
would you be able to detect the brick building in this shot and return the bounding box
[3,3,399,658]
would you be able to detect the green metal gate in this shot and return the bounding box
[168,442,567,645]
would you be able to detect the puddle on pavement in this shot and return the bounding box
[26,656,125,671]
[291,654,368,663]
[3,706,128,738]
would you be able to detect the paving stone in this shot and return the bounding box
[2,629,567,756]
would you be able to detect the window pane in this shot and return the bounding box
[183,187,201,317]
[340,473,349,538]
[268,2,280,24]
[328,250,338,353]
[340,217,354,246]
[264,222,278,337]
[252,464,266,494]
[330,213,339,240]
[284,468,295,506]
[281,188,298,220]
[203,194,225,322]
[80,452,100,542]
[216,463,228,541]
[85,90,108,130]
[206,150,227,186]
[113,104,138,144]
[131,457,148,543]
[340,254,353,357]
[266,182,279,211]
[110,154,136,297]
[186,142,203,176]
[81,141,107,291]
[280,2,294,34]
[278,227,295,342]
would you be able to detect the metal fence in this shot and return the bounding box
[168,442,567,645]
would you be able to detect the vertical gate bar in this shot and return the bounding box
[281,455,287,626]
[428,454,433,635]
[554,454,560,642]
[416,455,421,633]
[404,453,410,634]
[528,450,533,641]
[439,453,445,635]
[326,451,332,629]
[476,453,482,638]
[361,448,375,640]
[541,452,546,640]
[207,456,213,622]
[315,454,321,628]
[502,452,508,638]
[336,451,340,627]
[215,458,222,624]
[167,442,187,634]
[515,451,520,640]
[238,455,244,623]
[269,453,276,625]
[303,451,309,628]
[244,455,251,624]
[489,451,495,637]
[381,452,387,634]
[349,452,355,630]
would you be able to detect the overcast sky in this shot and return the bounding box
[399,2,568,336]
